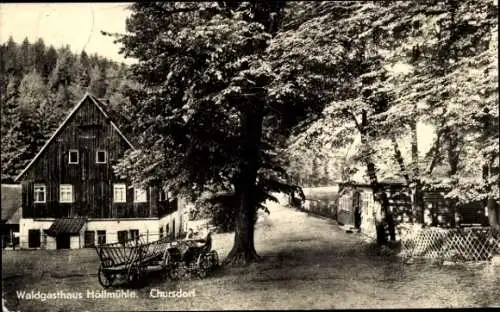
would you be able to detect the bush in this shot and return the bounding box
[193,189,270,233]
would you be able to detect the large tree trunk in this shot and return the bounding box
[488,198,500,232]
[224,2,287,266]
[224,102,264,266]
[360,110,395,245]
[409,119,424,224]
[224,186,260,265]
[366,162,395,245]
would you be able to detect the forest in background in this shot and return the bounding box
[0,37,136,182]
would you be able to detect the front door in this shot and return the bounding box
[28,229,41,248]
[56,234,71,249]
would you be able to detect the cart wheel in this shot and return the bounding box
[167,263,180,280]
[127,265,142,287]
[98,265,113,288]
[161,253,170,280]
[210,250,219,267]
[196,254,210,278]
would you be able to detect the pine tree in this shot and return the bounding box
[32,38,46,76]
[88,63,108,98]
[75,50,91,88]
[2,37,21,78]
[48,46,75,91]
[19,37,33,74]
[42,45,58,81]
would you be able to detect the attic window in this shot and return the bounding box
[69,150,79,164]
[96,150,107,164]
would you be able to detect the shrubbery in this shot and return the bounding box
[192,191,265,233]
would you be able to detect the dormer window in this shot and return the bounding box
[96,150,107,164]
[69,150,79,164]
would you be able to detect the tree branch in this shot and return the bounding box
[425,134,441,176]
[391,136,411,185]
[342,108,362,132]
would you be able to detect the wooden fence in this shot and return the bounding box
[399,225,500,262]
[301,199,337,219]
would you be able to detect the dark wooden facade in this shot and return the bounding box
[337,182,488,228]
[17,94,174,219]
[423,190,488,227]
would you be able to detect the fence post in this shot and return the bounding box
[40,229,43,249]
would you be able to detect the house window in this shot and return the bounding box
[113,184,126,203]
[34,184,46,203]
[159,227,164,239]
[166,224,170,236]
[69,150,79,164]
[96,150,107,164]
[28,229,41,248]
[97,231,106,245]
[159,190,167,202]
[60,184,73,203]
[134,188,147,203]
[84,231,95,247]
[130,229,139,241]
[118,230,128,245]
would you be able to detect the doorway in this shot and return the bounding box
[353,191,362,229]
[172,219,176,239]
[56,234,71,249]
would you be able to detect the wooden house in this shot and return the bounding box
[14,93,186,249]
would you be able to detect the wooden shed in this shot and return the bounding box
[336,181,411,238]
[422,189,488,227]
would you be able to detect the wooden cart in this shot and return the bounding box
[95,236,172,288]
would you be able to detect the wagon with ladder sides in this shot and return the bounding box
[95,235,172,288]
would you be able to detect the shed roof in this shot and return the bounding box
[1,184,22,222]
[45,218,87,236]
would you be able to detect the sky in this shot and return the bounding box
[0,3,133,64]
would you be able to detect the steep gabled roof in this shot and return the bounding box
[14,92,136,182]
